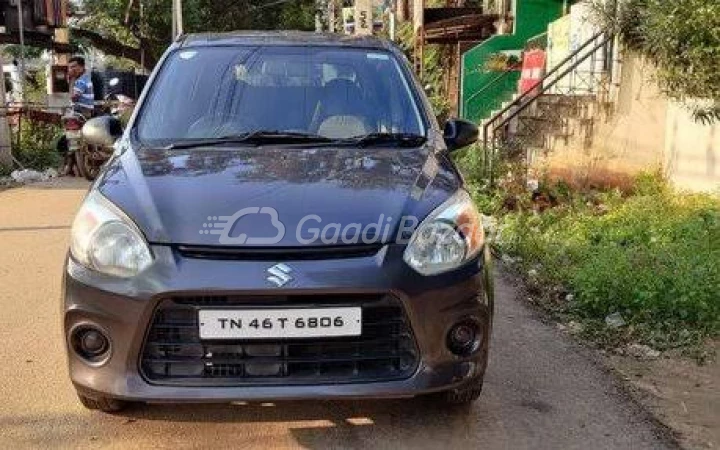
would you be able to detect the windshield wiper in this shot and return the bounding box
[164,130,333,150]
[337,132,427,148]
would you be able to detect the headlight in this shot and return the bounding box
[70,191,153,277]
[403,190,484,275]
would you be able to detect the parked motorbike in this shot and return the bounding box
[59,108,88,178]
[61,78,136,181]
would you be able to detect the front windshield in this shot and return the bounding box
[134,45,426,145]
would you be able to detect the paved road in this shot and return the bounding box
[0,178,676,449]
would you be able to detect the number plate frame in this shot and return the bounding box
[198,307,362,340]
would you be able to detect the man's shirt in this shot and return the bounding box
[73,72,95,111]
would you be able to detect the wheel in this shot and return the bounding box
[76,148,102,181]
[440,379,484,405]
[74,151,89,179]
[77,393,128,413]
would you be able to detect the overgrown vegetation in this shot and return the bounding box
[455,149,720,357]
[74,0,317,70]
[396,22,450,120]
[594,0,720,123]
[11,119,62,171]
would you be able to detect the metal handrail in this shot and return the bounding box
[463,69,518,117]
[481,30,608,148]
[491,32,614,134]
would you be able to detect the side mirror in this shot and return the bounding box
[82,116,123,147]
[443,118,479,152]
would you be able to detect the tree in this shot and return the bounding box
[72,0,317,70]
[597,0,720,123]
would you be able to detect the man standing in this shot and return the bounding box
[68,56,95,116]
[59,56,94,176]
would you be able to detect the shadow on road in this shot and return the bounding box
[116,395,475,423]
[0,397,486,449]
[116,397,479,448]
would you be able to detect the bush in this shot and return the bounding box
[494,174,720,350]
[11,119,62,171]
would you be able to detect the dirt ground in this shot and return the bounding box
[606,350,719,449]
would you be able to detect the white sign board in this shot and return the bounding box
[355,0,373,35]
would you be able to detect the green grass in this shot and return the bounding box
[466,169,720,353]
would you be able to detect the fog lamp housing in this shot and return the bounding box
[447,320,481,356]
[71,325,111,364]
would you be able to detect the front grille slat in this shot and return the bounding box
[146,333,414,348]
[176,244,383,261]
[140,294,418,386]
[144,350,417,365]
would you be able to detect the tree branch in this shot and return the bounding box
[71,27,155,69]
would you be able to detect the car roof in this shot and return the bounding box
[179,31,395,51]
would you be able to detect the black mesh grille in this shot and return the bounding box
[140,294,419,386]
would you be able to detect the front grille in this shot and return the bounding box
[140,294,419,386]
[175,244,383,261]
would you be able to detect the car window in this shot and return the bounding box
[134,46,425,145]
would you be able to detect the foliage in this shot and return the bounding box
[453,144,508,213]
[11,119,62,171]
[491,172,720,352]
[2,45,44,60]
[691,102,720,126]
[484,52,521,72]
[594,0,720,122]
[75,0,317,69]
[396,22,449,120]
[23,70,48,105]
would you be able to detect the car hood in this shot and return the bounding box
[97,143,461,247]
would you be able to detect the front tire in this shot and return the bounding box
[77,393,128,413]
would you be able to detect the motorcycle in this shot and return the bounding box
[59,108,88,178]
[60,78,135,181]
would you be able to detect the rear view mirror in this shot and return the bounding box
[443,118,479,152]
[82,116,123,147]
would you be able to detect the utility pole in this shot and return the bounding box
[172,0,184,40]
[396,0,407,22]
[315,8,323,32]
[16,0,27,103]
[327,0,336,33]
[0,51,13,169]
[389,3,396,41]
[413,0,424,76]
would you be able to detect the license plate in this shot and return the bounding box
[198,307,362,340]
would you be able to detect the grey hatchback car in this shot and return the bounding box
[64,32,493,412]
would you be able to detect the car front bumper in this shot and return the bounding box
[63,244,493,403]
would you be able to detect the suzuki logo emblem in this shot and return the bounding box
[266,263,293,287]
